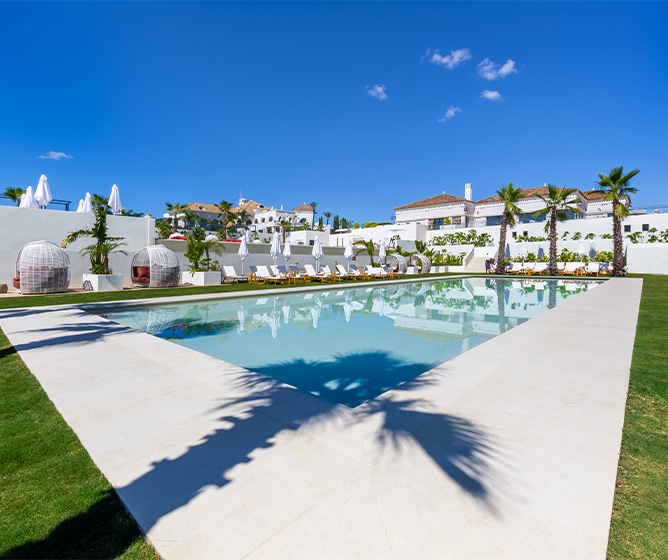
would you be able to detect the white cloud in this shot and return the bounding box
[366,84,388,101]
[481,90,502,101]
[477,58,518,80]
[437,106,462,123]
[427,48,472,70]
[38,151,74,160]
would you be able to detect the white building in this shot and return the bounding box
[250,202,315,234]
[395,183,629,230]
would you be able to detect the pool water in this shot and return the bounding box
[96,278,600,407]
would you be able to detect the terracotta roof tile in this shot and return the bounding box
[581,190,630,202]
[395,193,466,210]
[185,202,221,214]
[231,200,268,214]
[475,186,554,204]
[293,204,314,211]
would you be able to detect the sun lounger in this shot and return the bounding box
[585,263,600,276]
[365,265,391,278]
[304,264,333,282]
[556,262,566,275]
[322,265,343,281]
[505,262,520,275]
[349,264,369,279]
[385,265,404,278]
[519,262,535,275]
[222,265,249,283]
[530,263,548,275]
[256,265,288,284]
[563,262,584,276]
[336,264,357,280]
[288,265,309,283]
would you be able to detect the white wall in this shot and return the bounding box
[329,223,427,246]
[626,244,668,274]
[0,205,156,290]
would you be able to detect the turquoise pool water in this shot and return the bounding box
[97,278,600,407]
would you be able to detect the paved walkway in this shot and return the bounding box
[0,278,642,559]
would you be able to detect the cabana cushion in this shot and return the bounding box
[12,276,20,289]
[136,266,150,278]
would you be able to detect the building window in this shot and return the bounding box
[523,231,528,237]
[624,225,631,233]
[512,231,517,239]
[642,224,649,231]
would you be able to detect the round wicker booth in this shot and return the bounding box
[14,241,71,294]
[386,253,408,273]
[131,245,180,288]
[410,253,432,274]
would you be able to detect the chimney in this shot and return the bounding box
[465,183,473,201]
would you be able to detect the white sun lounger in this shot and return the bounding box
[256,265,288,284]
[222,265,249,283]
[304,264,333,282]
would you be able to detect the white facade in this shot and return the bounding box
[0,205,156,289]
[396,183,628,230]
[251,205,314,234]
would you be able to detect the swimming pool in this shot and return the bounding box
[97,278,600,407]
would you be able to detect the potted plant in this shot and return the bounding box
[62,197,127,291]
[181,227,224,286]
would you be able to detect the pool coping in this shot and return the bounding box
[0,276,640,560]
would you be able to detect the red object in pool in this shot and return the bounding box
[169,233,186,240]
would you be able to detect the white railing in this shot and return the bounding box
[463,247,476,269]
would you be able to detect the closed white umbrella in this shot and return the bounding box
[282,302,291,324]
[108,184,122,214]
[19,193,26,208]
[23,186,40,209]
[311,304,320,329]
[76,199,84,213]
[537,243,545,260]
[589,241,597,259]
[270,311,280,339]
[578,240,586,259]
[343,237,354,271]
[505,243,511,260]
[379,239,387,264]
[312,237,324,273]
[238,232,249,274]
[270,232,281,266]
[82,192,93,214]
[34,174,52,208]
[519,241,528,262]
[283,234,292,266]
[343,301,352,323]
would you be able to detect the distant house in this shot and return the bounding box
[395,183,631,230]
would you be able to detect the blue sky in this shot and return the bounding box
[1,2,666,222]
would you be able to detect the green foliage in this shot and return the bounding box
[601,233,613,239]
[572,231,582,240]
[3,186,25,206]
[430,229,493,247]
[332,214,340,231]
[354,240,375,265]
[62,204,126,274]
[593,251,614,262]
[585,232,596,240]
[431,251,467,266]
[184,227,224,272]
[516,233,548,242]
[155,219,172,239]
[561,231,570,240]
[627,232,643,244]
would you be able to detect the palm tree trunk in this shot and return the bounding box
[549,208,558,275]
[172,214,178,235]
[495,212,508,274]
[612,202,624,276]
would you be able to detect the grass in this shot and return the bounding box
[607,275,668,559]
[0,328,158,559]
[0,274,665,558]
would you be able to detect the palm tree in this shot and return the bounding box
[592,166,640,276]
[308,201,318,227]
[279,219,292,243]
[62,203,126,274]
[3,186,25,206]
[165,202,188,234]
[235,210,251,236]
[215,200,234,237]
[494,183,524,274]
[323,211,332,225]
[533,185,580,275]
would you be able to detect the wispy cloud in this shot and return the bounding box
[477,58,518,80]
[481,90,502,101]
[437,106,462,123]
[366,84,388,101]
[38,151,74,160]
[426,48,472,70]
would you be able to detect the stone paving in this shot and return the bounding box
[0,278,642,559]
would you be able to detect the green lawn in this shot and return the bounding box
[606,275,668,559]
[0,275,665,558]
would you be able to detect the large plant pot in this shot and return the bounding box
[181,271,221,286]
[82,274,123,292]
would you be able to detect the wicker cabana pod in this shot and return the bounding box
[386,253,408,273]
[131,245,180,287]
[410,253,432,274]
[14,241,71,294]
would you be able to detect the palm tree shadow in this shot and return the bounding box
[5,352,503,557]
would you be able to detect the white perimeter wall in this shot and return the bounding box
[0,205,156,289]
